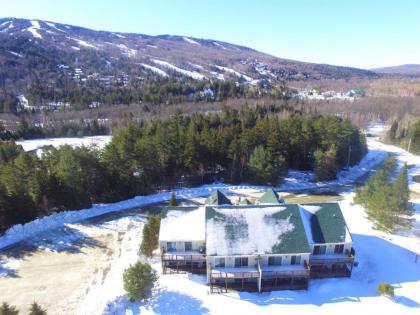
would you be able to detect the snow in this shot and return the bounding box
[113,33,126,38]
[67,36,97,49]
[140,63,168,77]
[299,205,319,243]
[213,42,227,49]
[183,36,200,45]
[213,64,253,82]
[1,123,419,314]
[16,136,112,155]
[206,206,294,256]
[26,20,42,39]
[159,207,206,241]
[71,46,81,51]
[0,184,236,251]
[45,22,66,33]
[7,50,23,58]
[152,59,206,80]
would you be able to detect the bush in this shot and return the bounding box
[140,215,161,257]
[377,282,394,297]
[123,261,157,301]
[0,302,19,315]
[28,302,47,315]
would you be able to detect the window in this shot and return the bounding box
[234,257,248,267]
[167,242,176,252]
[313,245,326,255]
[215,257,225,268]
[334,244,344,254]
[291,255,301,265]
[268,256,282,266]
[184,242,192,251]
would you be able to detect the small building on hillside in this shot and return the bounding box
[159,189,356,293]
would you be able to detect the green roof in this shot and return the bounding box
[299,203,350,244]
[205,190,232,205]
[205,204,311,255]
[239,198,252,205]
[259,189,284,204]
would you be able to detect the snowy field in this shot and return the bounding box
[16,135,112,155]
[1,123,419,314]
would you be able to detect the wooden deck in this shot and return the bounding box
[209,264,310,293]
[161,252,207,274]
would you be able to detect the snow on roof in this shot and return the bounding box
[140,64,168,77]
[159,207,206,242]
[206,206,295,256]
[152,59,206,80]
[299,203,351,244]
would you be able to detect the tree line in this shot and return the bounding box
[0,107,366,234]
[354,157,414,232]
[386,119,420,154]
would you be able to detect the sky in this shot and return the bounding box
[1,0,419,69]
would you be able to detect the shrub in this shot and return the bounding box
[0,302,19,315]
[123,261,157,301]
[28,302,47,315]
[377,282,394,297]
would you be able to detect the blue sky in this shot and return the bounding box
[1,0,419,69]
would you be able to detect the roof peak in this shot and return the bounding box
[205,189,232,205]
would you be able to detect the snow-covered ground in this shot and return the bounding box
[1,123,419,314]
[16,135,112,156]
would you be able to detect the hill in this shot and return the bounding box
[0,18,378,111]
[372,64,420,76]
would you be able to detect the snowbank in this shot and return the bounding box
[0,184,255,250]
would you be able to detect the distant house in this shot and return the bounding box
[159,189,355,293]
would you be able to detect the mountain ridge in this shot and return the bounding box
[0,17,377,84]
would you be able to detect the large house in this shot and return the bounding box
[159,189,355,292]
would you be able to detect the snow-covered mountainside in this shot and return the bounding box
[0,17,376,91]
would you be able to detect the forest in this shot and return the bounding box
[0,107,366,234]
[386,118,420,154]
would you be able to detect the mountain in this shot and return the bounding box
[372,64,420,76]
[0,18,377,84]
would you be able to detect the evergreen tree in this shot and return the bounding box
[355,158,413,232]
[247,145,286,185]
[314,145,338,181]
[123,261,157,301]
[28,302,46,315]
[391,164,414,228]
[0,302,19,315]
[169,193,178,206]
[140,215,161,257]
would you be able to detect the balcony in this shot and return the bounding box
[309,247,355,266]
[161,251,207,274]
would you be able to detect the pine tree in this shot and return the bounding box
[123,261,157,301]
[28,302,47,315]
[391,164,414,228]
[140,215,161,257]
[169,193,178,206]
[0,302,19,315]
